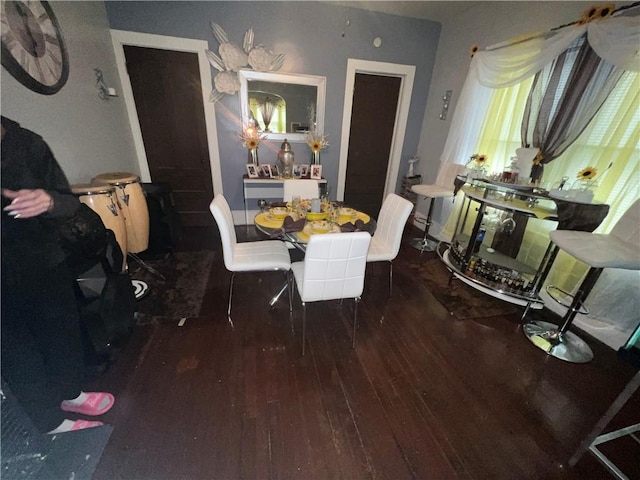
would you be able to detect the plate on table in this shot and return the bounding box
[337,211,371,225]
[255,213,284,228]
[310,220,332,233]
[338,207,356,217]
[269,207,289,219]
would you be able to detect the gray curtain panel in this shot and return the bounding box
[521,33,625,164]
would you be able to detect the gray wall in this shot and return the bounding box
[1,1,137,185]
[2,1,614,221]
[104,1,440,211]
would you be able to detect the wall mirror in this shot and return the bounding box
[239,69,326,143]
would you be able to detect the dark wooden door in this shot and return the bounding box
[124,46,214,227]
[344,73,401,217]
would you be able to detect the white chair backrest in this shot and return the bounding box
[434,162,466,189]
[301,232,371,303]
[209,194,237,269]
[611,198,640,245]
[373,193,413,258]
[283,179,319,201]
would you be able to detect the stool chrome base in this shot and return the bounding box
[523,320,593,363]
[409,237,438,252]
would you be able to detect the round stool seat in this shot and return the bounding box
[549,230,640,270]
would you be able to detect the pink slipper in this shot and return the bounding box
[48,419,105,434]
[61,392,115,416]
[70,419,104,431]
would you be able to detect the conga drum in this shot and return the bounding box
[71,183,128,270]
[92,172,150,254]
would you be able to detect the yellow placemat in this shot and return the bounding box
[254,212,283,229]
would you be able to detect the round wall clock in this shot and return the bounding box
[1,1,69,95]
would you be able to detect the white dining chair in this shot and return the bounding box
[282,179,320,250]
[290,231,371,355]
[410,162,466,251]
[283,179,320,202]
[366,193,414,297]
[209,194,291,325]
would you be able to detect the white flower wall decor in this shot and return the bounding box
[206,22,285,103]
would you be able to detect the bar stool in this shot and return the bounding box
[409,162,465,251]
[524,199,640,363]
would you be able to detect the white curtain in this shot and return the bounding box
[440,16,640,171]
[438,14,640,348]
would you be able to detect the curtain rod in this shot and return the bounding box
[485,2,640,52]
[551,1,640,31]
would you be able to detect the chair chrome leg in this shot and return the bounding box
[302,302,307,356]
[287,271,293,313]
[409,197,439,252]
[352,297,360,349]
[388,261,393,297]
[227,273,235,327]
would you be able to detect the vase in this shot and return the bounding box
[278,139,295,178]
[248,148,259,166]
[311,150,321,165]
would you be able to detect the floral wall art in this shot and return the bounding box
[206,22,284,102]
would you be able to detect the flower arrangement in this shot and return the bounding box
[467,153,488,168]
[239,126,267,150]
[576,165,598,188]
[306,131,329,153]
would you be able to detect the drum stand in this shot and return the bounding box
[128,252,166,280]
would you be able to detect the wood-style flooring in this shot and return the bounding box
[89,225,639,480]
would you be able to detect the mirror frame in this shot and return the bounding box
[239,69,326,143]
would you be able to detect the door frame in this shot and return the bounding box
[337,59,415,202]
[110,30,223,196]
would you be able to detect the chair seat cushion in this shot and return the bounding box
[366,237,393,262]
[550,230,640,270]
[411,184,453,198]
[230,240,291,272]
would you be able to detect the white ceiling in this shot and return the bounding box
[326,1,480,23]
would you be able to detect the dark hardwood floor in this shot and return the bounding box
[89,225,639,480]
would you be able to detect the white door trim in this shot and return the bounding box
[337,59,415,202]
[110,30,223,196]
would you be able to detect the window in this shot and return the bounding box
[475,70,639,233]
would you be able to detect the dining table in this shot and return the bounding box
[254,200,377,306]
[254,201,377,250]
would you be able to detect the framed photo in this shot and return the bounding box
[270,164,280,178]
[293,164,302,178]
[260,164,272,178]
[300,165,309,178]
[246,164,259,178]
[310,165,322,180]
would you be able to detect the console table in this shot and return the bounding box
[242,176,327,224]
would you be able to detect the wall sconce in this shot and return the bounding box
[439,90,452,120]
[94,68,117,101]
